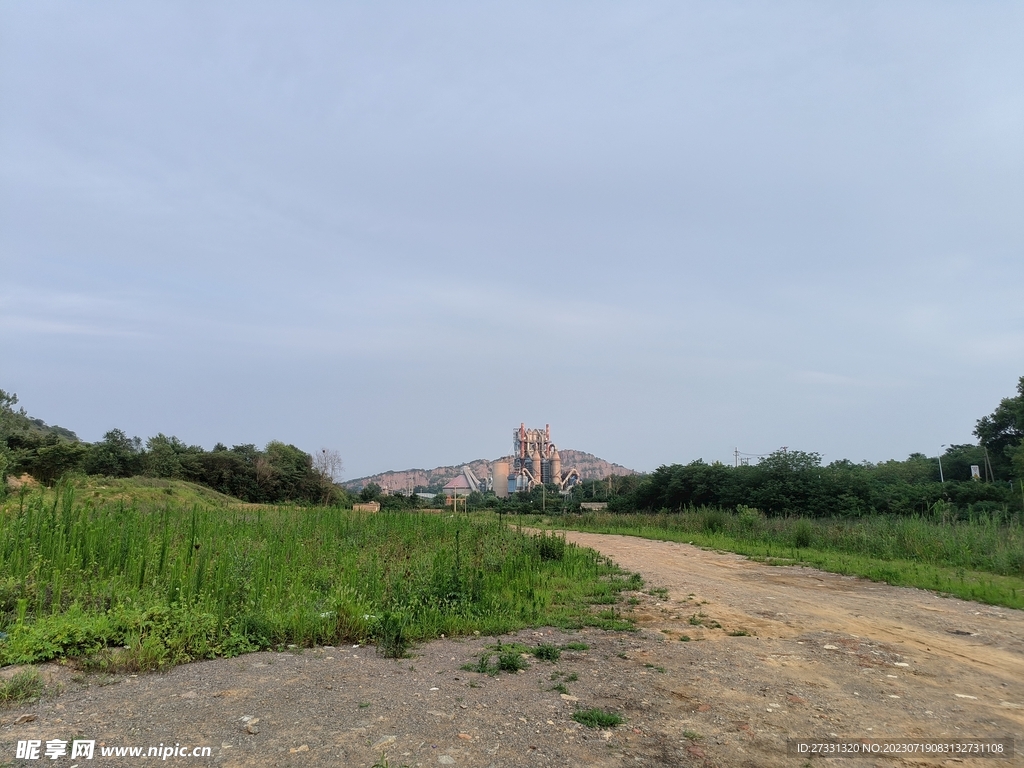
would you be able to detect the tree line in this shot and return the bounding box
[2,375,1022,514]
[0,391,342,504]
[587,377,1024,518]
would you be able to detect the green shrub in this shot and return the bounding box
[701,509,726,534]
[792,519,813,548]
[374,610,411,659]
[534,532,566,561]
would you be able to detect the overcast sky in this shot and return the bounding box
[2,2,1022,478]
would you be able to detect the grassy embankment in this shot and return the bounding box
[535,507,1024,610]
[0,478,637,671]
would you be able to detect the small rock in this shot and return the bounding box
[954,694,978,700]
[438,756,455,765]
[246,724,259,735]
[458,733,472,740]
[894,662,909,667]
[14,714,37,724]
[823,644,838,650]
[181,690,197,699]
[289,745,309,754]
[559,694,579,702]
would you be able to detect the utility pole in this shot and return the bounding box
[734,448,739,468]
[938,445,946,484]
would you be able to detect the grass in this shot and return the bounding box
[573,708,623,728]
[541,509,1024,610]
[0,668,43,706]
[0,481,639,670]
[532,644,561,661]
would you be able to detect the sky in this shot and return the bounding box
[1,2,1022,479]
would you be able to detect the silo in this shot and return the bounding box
[531,448,542,486]
[492,460,509,498]
[550,449,562,487]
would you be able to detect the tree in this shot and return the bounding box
[84,429,143,477]
[313,448,344,505]
[974,376,1024,480]
[750,449,824,516]
[32,442,87,485]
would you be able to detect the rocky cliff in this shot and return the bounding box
[343,449,637,492]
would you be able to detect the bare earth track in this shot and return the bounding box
[3,532,1023,767]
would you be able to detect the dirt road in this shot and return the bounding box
[2,533,1023,767]
[559,531,1024,766]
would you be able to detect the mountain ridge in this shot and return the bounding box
[343,449,638,492]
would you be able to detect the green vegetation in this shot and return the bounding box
[0,389,345,505]
[0,668,43,706]
[0,482,636,669]
[465,640,591,676]
[572,708,623,728]
[547,509,1024,609]
[502,377,1024,518]
[532,643,561,661]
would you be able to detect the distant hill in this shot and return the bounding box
[343,449,638,492]
[0,394,78,443]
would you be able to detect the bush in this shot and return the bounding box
[701,509,726,534]
[534,532,566,561]
[792,519,813,548]
[374,610,411,659]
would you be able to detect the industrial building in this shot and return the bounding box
[491,423,581,497]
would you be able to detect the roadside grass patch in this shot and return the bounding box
[573,708,623,728]
[545,510,1024,610]
[0,669,43,707]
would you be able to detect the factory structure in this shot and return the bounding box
[491,423,582,497]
